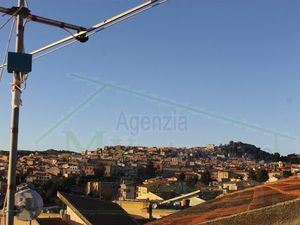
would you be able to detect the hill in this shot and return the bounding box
[201,198,300,225]
[0,149,78,156]
[219,141,274,161]
[148,176,300,225]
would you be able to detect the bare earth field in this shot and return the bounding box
[148,176,300,225]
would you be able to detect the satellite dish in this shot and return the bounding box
[14,187,43,221]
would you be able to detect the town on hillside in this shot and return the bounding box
[0,141,299,224]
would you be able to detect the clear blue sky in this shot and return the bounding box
[0,0,299,154]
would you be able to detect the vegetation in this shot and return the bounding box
[248,169,256,181]
[283,170,292,178]
[146,161,157,178]
[178,172,186,182]
[200,170,212,186]
[248,168,269,183]
[256,169,269,182]
[220,141,274,161]
[272,152,281,162]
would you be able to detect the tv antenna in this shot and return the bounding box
[0,0,167,224]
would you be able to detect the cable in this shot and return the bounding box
[33,39,77,61]
[62,27,77,39]
[0,0,168,67]
[32,1,162,61]
[0,18,15,83]
[25,0,29,8]
[29,0,167,57]
[0,15,14,32]
[0,6,22,32]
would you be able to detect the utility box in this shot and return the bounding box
[7,52,32,73]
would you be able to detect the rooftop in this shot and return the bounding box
[58,192,138,225]
[36,218,69,225]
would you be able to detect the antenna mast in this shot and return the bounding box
[0,1,167,224]
[6,0,25,224]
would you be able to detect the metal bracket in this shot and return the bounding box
[9,6,30,17]
[75,34,89,43]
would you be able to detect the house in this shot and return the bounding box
[217,171,230,182]
[222,180,259,192]
[291,165,300,174]
[47,167,61,176]
[222,181,242,191]
[86,181,119,201]
[205,144,215,150]
[81,165,95,176]
[278,161,285,169]
[0,155,8,161]
[136,178,193,202]
[62,164,81,177]
[26,172,52,184]
[57,192,137,225]
[119,181,136,200]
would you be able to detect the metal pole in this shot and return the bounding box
[6,0,25,224]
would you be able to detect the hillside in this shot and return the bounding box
[219,141,274,161]
[0,149,78,156]
[201,199,300,225]
[148,176,300,225]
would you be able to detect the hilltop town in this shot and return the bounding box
[0,141,299,224]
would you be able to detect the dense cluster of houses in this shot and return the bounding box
[0,142,299,214]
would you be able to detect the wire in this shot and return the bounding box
[25,0,29,8]
[62,27,77,39]
[0,15,14,32]
[33,39,77,61]
[0,0,168,66]
[0,18,15,83]
[32,3,159,61]
[0,6,23,32]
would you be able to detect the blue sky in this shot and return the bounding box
[0,0,299,154]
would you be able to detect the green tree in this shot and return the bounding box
[256,169,269,182]
[248,169,257,180]
[40,181,58,203]
[146,161,157,179]
[283,170,292,178]
[200,170,212,186]
[273,152,281,162]
[94,165,106,180]
[178,172,186,182]
[186,176,198,190]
